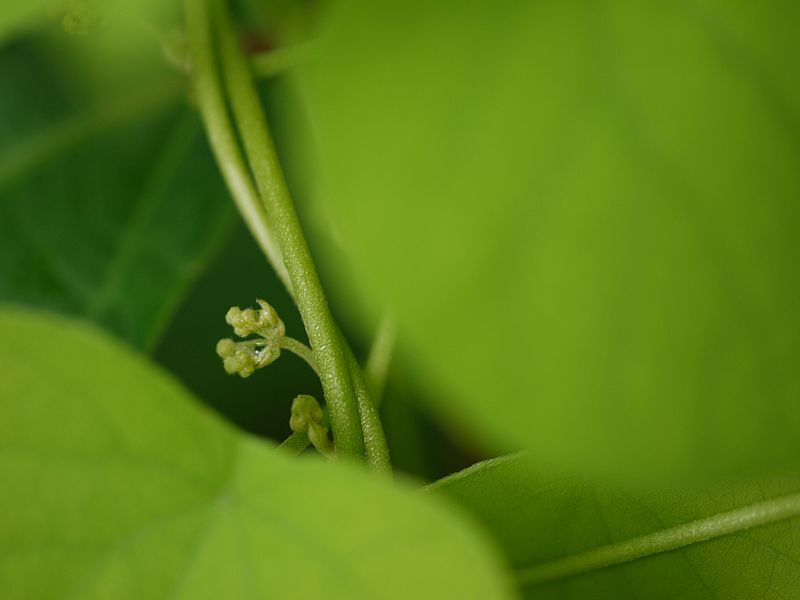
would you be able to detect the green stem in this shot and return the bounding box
[278,333,392,473]
[182,0,292,295]
[251,41,319,79]
[516,492,800,587]
[280,337,319,377]
[342,335,391,472]
[364,316,396,408]
[213,0,365,459]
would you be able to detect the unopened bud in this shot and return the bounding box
[290,395,324,433]
[217,299,287,378]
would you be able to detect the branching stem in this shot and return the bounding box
[278,327,394,472]
[211,0,366,459]
[185,0,390,469]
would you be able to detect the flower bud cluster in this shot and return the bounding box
[216,299,285,378]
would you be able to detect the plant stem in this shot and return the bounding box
[182,0,292,295]
[251,41,319,79]
[364,316,396,408]
[342,334,391,472]
[213,0,366,459]
[278,332,393,473]
[280,337,319,377]
[516,491,800,587]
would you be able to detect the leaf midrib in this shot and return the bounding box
[516,491,800,588]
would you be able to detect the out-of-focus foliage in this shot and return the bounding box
[2,0,800,598]
[0,2,47,44]
[431,455,800,599]
[236,0,321,45]
[0,307,513,599]
[0,43,233,350]
[300,0,800,481]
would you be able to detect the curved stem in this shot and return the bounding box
[213,1,365,459]
[182,0,292,295]
[516,492,800,587]
[280,337,319,377]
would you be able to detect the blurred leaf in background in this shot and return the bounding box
[0,1,48,44]
[299,0,800,481]
[0,40,231,351]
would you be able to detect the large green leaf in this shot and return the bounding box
[1,1,177,49]
[0,43,234,350]
[430,454,800,599]
[0,3,47,45]
[300,0,800,479]
[0,306,513,599]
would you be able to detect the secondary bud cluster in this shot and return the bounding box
[290,395,333,456]
[216,299,285,378]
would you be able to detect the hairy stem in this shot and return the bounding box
[182,0,292,295]
[516,491,800,587]
[342,334,391,472]
[213,0,365,459]
[278,330,393,473]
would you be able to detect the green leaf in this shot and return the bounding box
[0,1,177,48]
[300,0,800,479]
[430,454,800,599]
[0,306,513,599]
[0,44,234,350]
[0,2,47,45]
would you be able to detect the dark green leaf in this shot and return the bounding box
[0,44,234,350]
[0,306,513,599]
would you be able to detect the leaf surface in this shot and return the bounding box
[0,306,513,599]
[300,0,800,479]
[0,2,47,45]
[0,44,234,350]
[430,455,800,599]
